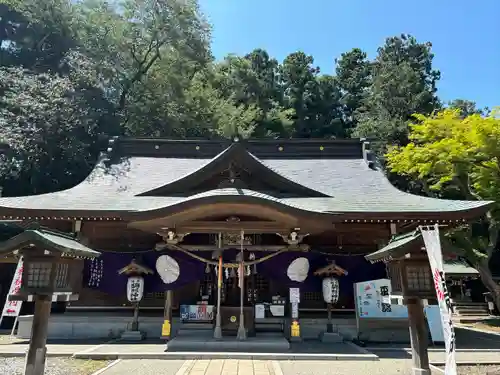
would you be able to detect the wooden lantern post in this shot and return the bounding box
[0,228,100,375]
[366,231,438,375]
[118,259,154,341]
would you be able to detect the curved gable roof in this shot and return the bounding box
[136,142,329,198]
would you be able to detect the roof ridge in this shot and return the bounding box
[105,136,365,159]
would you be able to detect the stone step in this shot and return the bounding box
[453,303,489,309]
[176,329,214,337]
[452,315,493,324]
[455,310,490,316]
[178,323,213,330]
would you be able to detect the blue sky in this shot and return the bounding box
[199,0,499,109]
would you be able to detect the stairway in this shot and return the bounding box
[452,301,491,323]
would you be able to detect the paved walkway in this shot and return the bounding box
[96,358,438,375]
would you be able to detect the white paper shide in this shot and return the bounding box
[126,276,144,303]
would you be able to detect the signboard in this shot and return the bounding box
[425,305,444,343]
[421,225,457,375]
[289,287,300,303]
[180,304,214,321]
[291,302,299,319]
[0,258,24,322]
[355,279,408,319]
[255,304,265,319]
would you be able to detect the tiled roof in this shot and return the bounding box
[0,229,100,258]
[0,138,492,219]
[365,231,422,263]
[443,260,478,276]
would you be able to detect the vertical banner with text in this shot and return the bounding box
[0,258,24,325]
[420,225,457,375]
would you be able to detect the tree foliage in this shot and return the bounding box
[353,35,440,151]
[386,109,500,307]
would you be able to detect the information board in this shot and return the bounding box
[180,304,214,321]
[425,305,445,343]
[355,278,408,319]
[0,258,23,322]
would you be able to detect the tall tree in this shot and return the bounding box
[335,48,371,131]
[0,0,79,72]
[212,50,292,137]
[0,67,109,195]
[448,99,483,117]
[353,35,440,150]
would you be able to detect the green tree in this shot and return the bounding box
[448,99,483,117]
[212,50,292,137]
[0,67,110,195]
[335,48,371,131]
[386,109,500,310]
[0,0,79,72]
[353,35,440,151]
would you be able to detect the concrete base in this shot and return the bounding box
[167,336,290,352]
[411,368,431,375]
[120,330,145,341]
[15,314,405,343]
[320,332,344,343]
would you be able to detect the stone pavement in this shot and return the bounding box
[95,358,440,375]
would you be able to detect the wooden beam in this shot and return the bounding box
[174,220,290,234]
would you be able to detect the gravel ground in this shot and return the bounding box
[279,359,416,375]
[95,359,186,375]
[0,357,111,375]
[444,365,500,375]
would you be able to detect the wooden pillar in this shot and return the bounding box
[162,290,173,340]
[24,295,51,375]
[214,255,223,340]
[406,298,430,375]
[236,230,246,340]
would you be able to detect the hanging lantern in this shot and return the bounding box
[127,276,145,303]
[322,277,339,304]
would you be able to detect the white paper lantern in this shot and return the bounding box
[322,277,339,304]
[287,257,310,282]
[127,276,144,303]
[156,255,180,284]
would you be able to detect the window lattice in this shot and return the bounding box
[303,291,323,301]
[144,292,165,300]
[406,265,432,292]
[55,263,69,288]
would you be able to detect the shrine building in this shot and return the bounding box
[0,137,491,342]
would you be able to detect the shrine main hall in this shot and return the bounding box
[0,137,490,343]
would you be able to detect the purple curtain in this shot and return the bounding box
[83,250,206,295]
[83,249,386,299]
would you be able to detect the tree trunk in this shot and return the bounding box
[476,259,500,312]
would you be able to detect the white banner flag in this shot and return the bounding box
[420,225,457,375]
[0,258,24,322]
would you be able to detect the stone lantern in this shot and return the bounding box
[314,262,348,343]
[118,259,154,341]
[366,230,436,375]
[0,228,100,375]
